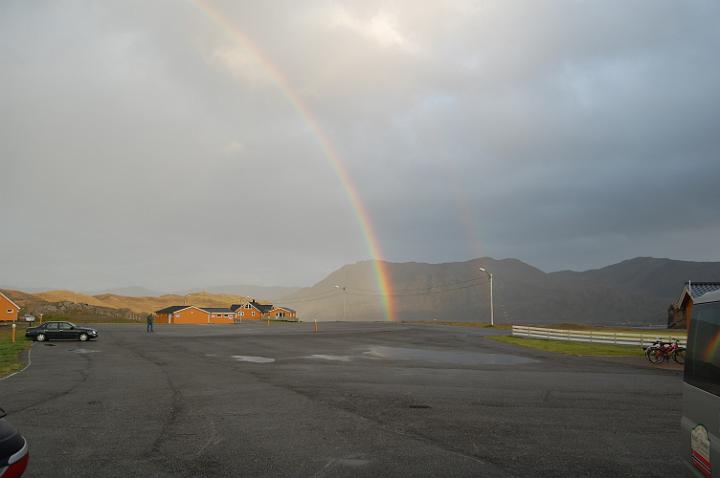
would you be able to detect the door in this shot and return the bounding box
[58,322,78,340]
[44,322,60,339]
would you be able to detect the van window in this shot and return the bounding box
[684,301,720,397]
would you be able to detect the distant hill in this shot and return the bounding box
[89,286,163,297]
[550,257,720,299]
[184,285,301,300]
[2,289,254,315]
[5,256,718,325]
[282,257,720,325]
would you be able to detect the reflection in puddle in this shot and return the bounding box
[364,346,537,365]
[69,348,100,354]
[308,354,352,362]
[232,355,275,363]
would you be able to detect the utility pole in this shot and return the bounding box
[334,285,347,321]
[479,268,494,327]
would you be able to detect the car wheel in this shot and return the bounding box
[79,333,88,342]
[36,333,46,342]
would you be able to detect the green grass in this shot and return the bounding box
[0,325,33,377]
[39,313,139,324]
[487,335,645,357]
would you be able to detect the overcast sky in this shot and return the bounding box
[2,0,719,291]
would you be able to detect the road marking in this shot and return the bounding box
[231,355,275,363]
[0,345,33,382]
[308,354,352,362]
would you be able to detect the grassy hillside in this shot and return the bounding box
[2,289,256,316]
[93,292,252,314]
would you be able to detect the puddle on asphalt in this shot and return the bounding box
[308,354,352,362]
[364,346,538,365]
[68,348,100,354]
[231,355,275,363]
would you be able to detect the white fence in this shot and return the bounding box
[511,325,687,347]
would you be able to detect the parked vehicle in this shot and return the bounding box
[644,339,685,364]
[681,289,719,477]
[0,408,28,478]
[20,315,34,323]
[25,321,98,342]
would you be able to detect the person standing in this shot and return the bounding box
[146,313,155,333]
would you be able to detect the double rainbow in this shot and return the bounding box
[191,0,395,321]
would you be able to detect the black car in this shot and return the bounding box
[25,321,98,342]
[0,409,28,478]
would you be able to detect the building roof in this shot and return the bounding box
[272,306,296,313]
[0,291,20,311]
[231,300,274,313]
[687,282,720,299]
[251,300,274,313]
[155,305,191,314]
[696,288,720,305]
[676,281,720,308]
[201,307,234,313]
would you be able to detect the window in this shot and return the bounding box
[46,323,59,330]
[240,311,244,317]
[6,309,12,314]
[60,323,73,330]
[252,311,255,317]
[685,301,720,397]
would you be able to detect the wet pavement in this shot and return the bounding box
[1,322,684,477]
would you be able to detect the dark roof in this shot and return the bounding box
[155,305,190,314]
[201,307,234,313]
[251,300,274,313]
[273,306,296,313]
[230,300,274,313]
[687,282,720,299]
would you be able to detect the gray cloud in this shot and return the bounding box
[1,0,719,291]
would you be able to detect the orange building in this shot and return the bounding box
[0,291,20,322]
[202,308,236,324]
[155,305,237,324]
[155,300,298,324]
[231,300,273,320]
[267,306,296,320]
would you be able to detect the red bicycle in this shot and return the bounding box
[645,339,685,364]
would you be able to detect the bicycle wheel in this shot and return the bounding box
[648,348,665,364]
[672,348,686,364]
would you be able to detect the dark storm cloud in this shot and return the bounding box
[1,0,719,291]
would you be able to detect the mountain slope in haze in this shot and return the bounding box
[90,286,163,297]
[283,257,719,325]
[188,285,301,300]
[550,257,720,299]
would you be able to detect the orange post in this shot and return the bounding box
[313,320,318,333]
[11,323,16,343]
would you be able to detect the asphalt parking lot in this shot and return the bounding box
[2,322,684,477]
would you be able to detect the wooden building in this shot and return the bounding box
[231,300,273,320]
[0,291,20,322]
[267,306,297,320]
[202,307,236,324]
[669,281,720,329]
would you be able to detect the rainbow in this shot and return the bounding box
[702,329,720,363]
[190,0,395,321]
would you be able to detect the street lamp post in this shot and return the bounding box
[479,268,494,327]
[334,285,347,321]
